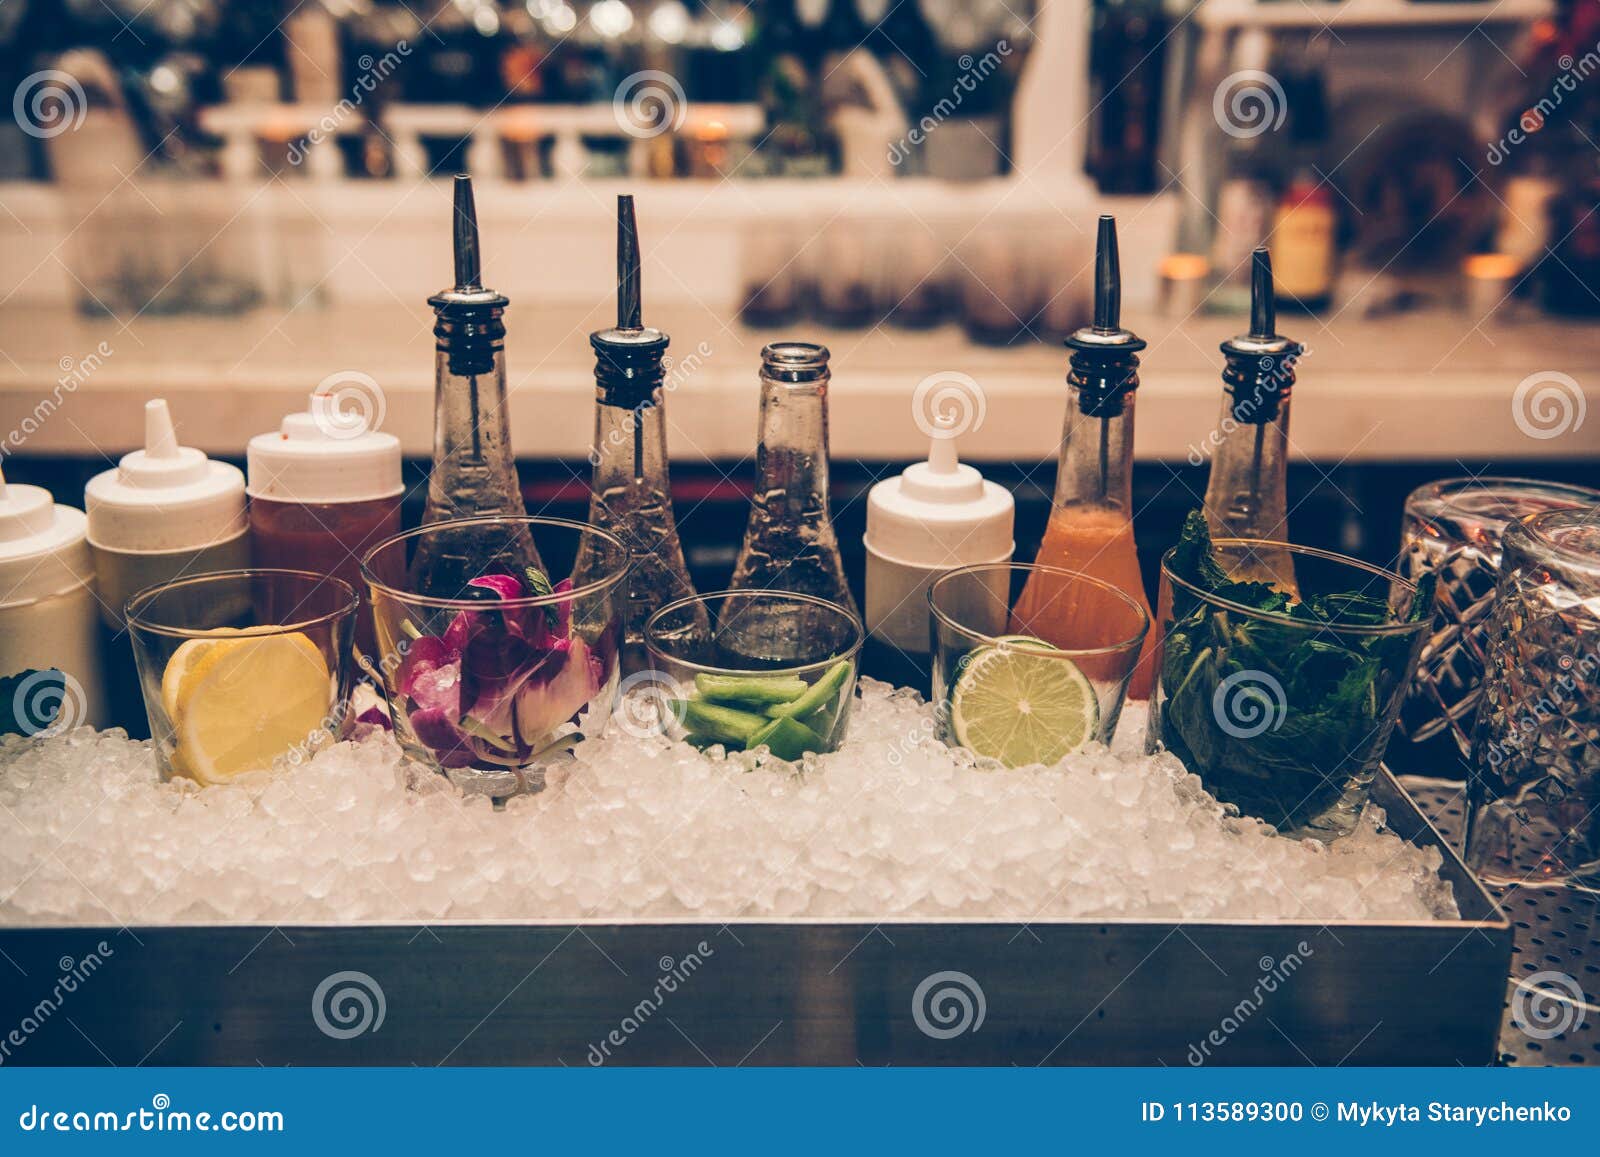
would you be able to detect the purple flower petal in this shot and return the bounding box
[355,704,392,731]
[408,707,476,767]
[468,574,525,601]
[395,635,456,697]
[509,635,603,745]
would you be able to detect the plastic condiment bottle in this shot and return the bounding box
[247,389,403,659]
[86,400,251,625]
[85,400,249,734]
[863,415,1014,693]
[0,463,106,730]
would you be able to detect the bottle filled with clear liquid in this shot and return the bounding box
[408,175,540,597]
[1199,247,1301,592]
[574,195,704,672]
[730,342,859,622]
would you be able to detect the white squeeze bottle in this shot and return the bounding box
[863,414,1015,694]
[0,462,106,731]
[85,399,250,733]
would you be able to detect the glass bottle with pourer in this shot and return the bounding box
[1009,215,1159,699]
[1200,246,1302,590]
[574,194,705,673]
[408,175,541,597]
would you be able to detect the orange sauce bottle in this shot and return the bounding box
[1010,216,1158,697]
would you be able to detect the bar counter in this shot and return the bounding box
[3,303,1596,463]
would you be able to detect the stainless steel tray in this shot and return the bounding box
[1404,778,1600,1068]
[0,771,1511,1066]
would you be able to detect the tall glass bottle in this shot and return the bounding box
[1201,247,1301,589]
[1010,216,1158,698]
[577,194,704,673]
[730,342,859,619]
[408,174,539,597]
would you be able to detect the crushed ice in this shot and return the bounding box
[0,679,1458,924]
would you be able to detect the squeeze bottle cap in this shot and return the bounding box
[0,461,95,606]
[85,399,247,554]
[247,387,404,505]
[865,412,1014,566]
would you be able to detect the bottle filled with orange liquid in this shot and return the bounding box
[1010,216,1159,697]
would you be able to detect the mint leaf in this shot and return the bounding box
[1158,508,1422,834]
[524,566,560,632]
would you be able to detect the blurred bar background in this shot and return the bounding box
[1,0,1597,596]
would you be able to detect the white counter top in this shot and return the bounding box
[2,302,1596,464]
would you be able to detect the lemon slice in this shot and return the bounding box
[165,632,332,785]
[949,646,1099,768]
[159,626,284,722]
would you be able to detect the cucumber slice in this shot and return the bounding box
[693,673,809,705]
[678,699,769,745]
[764,660,853,720]
[749,715,827,761]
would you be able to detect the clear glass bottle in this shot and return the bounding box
[408,174,540,598]
[730,342,859,620]
[1011,216,1158,698]
[577,194,703,673]
[1200,247,1301,590]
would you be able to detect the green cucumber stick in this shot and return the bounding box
[693,673,809,705]
[765,661,852,720]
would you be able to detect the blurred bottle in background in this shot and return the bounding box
[1086,0,1167,194]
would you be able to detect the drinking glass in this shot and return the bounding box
[644,590,864,758]
[361,516,629,797]
[126,569,358,785]
[813,214,884,329]
[737,218,806,329]
[884,217,952,330]
[928,563,1148,768]
[1396,477,1600,774]
[1147,540,1430,841]
[1467,507,1600,888]
[957,224,1046,346]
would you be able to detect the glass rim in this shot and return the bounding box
[359,515,631,609]
[1159,538,1426,637]
[1514,506,1600,569]
[124,567,360,640]
[927,562,1151,657]
[644,589,865,678]
[1405,475,1600,512]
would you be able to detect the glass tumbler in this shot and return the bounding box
[1468,507,1600,888]
[362,516,629,797]
[1147,540,1431,840]
[645,590,864,759]
[125,569,358,785]
[1396,477,1600,776]
[929,563,1149,769]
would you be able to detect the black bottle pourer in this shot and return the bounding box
[1220,248,1302,424]
[1066,215,1146,420]
[591,194,670,410]
[428,174,509,378]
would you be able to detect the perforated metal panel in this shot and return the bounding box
[1403,778,1600,1067]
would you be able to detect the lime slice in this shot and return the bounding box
[992,635,1059,652]
[949,646,1099,768]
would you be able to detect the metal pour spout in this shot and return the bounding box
[1249,246,1275,340]
[617,194,642,330]
[452,173,481,291]
[1093,214,1121,332]
[1066,215,1146,493]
